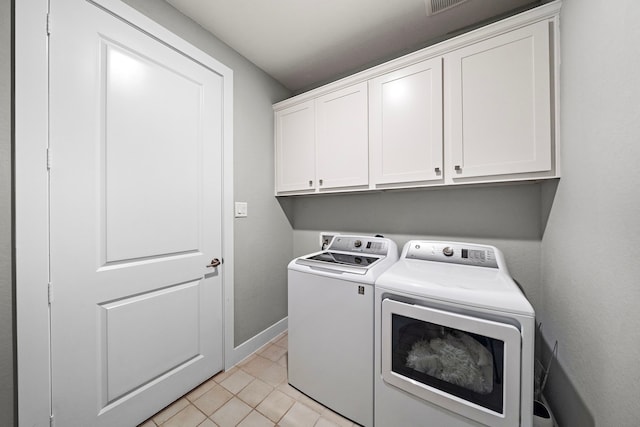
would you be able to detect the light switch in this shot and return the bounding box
[235,202,248,218]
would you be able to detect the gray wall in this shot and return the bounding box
[0,0,14,426]
[539,0,640,426]
[119,0,292,346]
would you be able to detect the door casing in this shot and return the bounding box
[15,1,235,425]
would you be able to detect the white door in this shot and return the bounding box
[315,82,369,190]
[369,58,443,186]
[49,1,224,425]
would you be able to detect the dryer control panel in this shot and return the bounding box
[404,241,499,268]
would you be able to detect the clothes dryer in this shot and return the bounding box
[375,241,535,427]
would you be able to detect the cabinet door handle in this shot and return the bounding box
[309,180,313,187]
[434,167,441,173]
[455,165,462,171]
[319,179,324,186]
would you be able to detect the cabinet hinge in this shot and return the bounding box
[46,148,52,170]
[46,13,51,36]
[48,282,53,305]
[50,414,55,427]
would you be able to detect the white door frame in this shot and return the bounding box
[15,1,235,425]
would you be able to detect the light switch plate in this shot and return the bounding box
[235,202,248,218]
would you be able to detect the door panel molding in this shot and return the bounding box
[99,280,202,404]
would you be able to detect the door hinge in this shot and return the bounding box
[48,282,53,305]
[46,148,52,170]
[46,13,51,35]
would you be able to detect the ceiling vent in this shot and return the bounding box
[425,0,470,16]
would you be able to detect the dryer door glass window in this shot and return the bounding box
[391,313,504,412]
[381,298,522,426]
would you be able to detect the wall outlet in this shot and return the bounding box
[319,232,339,250]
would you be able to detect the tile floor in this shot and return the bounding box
[138,332,360,427]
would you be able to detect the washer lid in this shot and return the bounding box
[289,235,399,279]
[295,251,382,274]
[376,259,534,316]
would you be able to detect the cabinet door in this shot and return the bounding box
[446,20,551,180]
[275,100,315,193]
[315,82,369,190]
[369,58,444,186]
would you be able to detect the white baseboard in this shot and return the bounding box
[226,317,288,369]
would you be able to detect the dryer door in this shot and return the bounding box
[381,298,521,427]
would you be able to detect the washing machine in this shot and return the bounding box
[374,240,535,427]
[288,235,398,427]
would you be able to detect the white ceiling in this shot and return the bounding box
[165,0,539,92]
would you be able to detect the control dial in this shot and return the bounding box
[354,240,362,248]
[442,246,454,257]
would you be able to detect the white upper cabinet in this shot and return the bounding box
[275,83,368,194]
[275,100,315,193]
[315,82,369,191]
[273,2,560,196]
[445,20,552,182]
[369,58,444,187]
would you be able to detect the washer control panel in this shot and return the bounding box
[405,241,499,268]
[329,236,390,256]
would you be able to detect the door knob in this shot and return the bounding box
[206,258,221,268]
